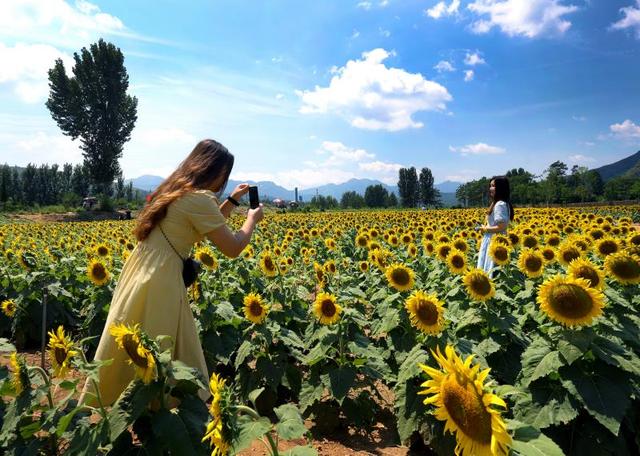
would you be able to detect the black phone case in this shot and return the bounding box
[249,187,259,209]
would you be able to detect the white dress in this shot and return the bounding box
[476,201,510,277]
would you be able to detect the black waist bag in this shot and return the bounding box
[159,224,201,288]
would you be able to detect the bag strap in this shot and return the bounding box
[158,223,185,261]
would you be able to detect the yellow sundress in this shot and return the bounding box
[91,189,226,405]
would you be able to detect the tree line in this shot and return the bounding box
[0,163,143,210]
[456,161,640,206]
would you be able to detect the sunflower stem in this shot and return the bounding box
[30,366,54,409]
[78,349,108,420]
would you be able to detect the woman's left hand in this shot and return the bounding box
[231,183,250,200]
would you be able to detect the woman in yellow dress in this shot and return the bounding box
[85,138,263,405]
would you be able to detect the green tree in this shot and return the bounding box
[340,191,365,209]
[71,164,91,197]
[46,39,138,195]
[387,192,398,207]
[398,167,418,207]
[364,184,389,208]
[418,167,441,206]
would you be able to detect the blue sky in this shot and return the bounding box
[0,0,639,189]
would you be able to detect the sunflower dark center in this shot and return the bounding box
[97,246,108,256]
[451,255,465,269]
[441,375,493,445]
[542,249,555,261]
[264,257,275,270]
[415,299,438,325]
[391,268,410,286]
[523,237,537,248]
[200,253,215,267]
[575,266,600,287]
[598,241,617,255]
[525,256,542,272]
[439,246,451,258]
[549,284,593,319]
[54,346,68,365]
[249,300,263,317]
[321,299,336,317]
[548,237,560,247]
[562,248,580,263]
[470,274,491,296]
[123,335,148,368]
[609,258,640,280]
[92,264,107,280]
[493,247,508,262]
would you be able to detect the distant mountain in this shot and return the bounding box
[593,150,640,181]
[436,180,462,193]
[126,175,462,206]
[127,175,165,192]
[301,178,397,200]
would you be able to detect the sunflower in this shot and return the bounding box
[94,243,110,257]
[489,242,510,266]
[9,352,29,395]
[517,248,545,278]
[241,245,254,259]
[537,275,604,327]
[323,259,337,275]
[418,345,511,456]
[325,238,337,251]
[355,234,369,248]
[243,293,268,324]
[109,323,157,384]
[595,237,619,258]
[259,251,278,277]
[540,247,557,263]
[557,243,582,266]
[87,259,110,286]
[202,420,230,456]
[604,251,640,285]
[313,291,342,325]
[203,373,231,456]
[405,290,445,335]
[568,257,605,290]
[195,246,218,270]
[47,326,78,377]
[407,242,418,258]
[1,299,16,317]
[463,269,495,302]
[423,241,435,256]
[208,372,227,423]
[385,263,415,292]
[446,249,467,275]
[521,235,538,249]
[359,261,369,272]
[313,262,326,287]
[436,243,452,262]
[453,239,469,253]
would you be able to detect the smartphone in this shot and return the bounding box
[249,186,260,209]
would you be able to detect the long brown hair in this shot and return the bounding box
[487,175,515,221]
[134,139,234,241]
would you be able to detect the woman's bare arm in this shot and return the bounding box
[205,205,263,258]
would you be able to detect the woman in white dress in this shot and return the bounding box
[476,176,514,277]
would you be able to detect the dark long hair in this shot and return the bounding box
[488,176,514,221]
[134,139,234,241]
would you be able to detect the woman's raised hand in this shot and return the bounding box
[231,183,250,200]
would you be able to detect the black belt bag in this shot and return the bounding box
[159,224,201,288]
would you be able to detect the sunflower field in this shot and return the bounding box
[1,205,640,455]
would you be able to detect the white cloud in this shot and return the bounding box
[464,51,486,66]
[379,0,390,7]
[611,1,640,39]
[357,1,372,10]
[572,115,587,121]
[434,60,456,72]
[426,1,461,19]
[351,30,360,39]
[610,119,640,138]
[568,154,595,163]
[464,69,475,81]
[297,48,452,131]
[0,0,126,49]
[13,130,83,164]
[131,127,197,146]
[449,142,506,155]
[445,169,481,182]
[275,93,285,100]
[0,42,74,103]
[379,28,391,37]
[317,141,375,166]
[467,0,579,38]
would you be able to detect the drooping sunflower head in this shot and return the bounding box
[385,263,415,292]
[537,275,605,327]
[9,352,30,396]
[109,323,157,384]
[1,299,17,318]
[203,373,233,456]
[489,242,510,266]
[446,249,467,275]
[517,248,545,278]
[87,259,110,286]
[259,251,278,278]
[418,345,511,456]
[463,269,495,302]
[243,292,269,324]
[195,247,218,270]
[595,237,619,258]
[313,291,342,325]
[604,251,640,285]
[405,291,445,335]
[568,257,605,290]
[47,326,78,378]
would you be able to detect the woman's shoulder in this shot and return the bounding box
[175,189,220,208]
